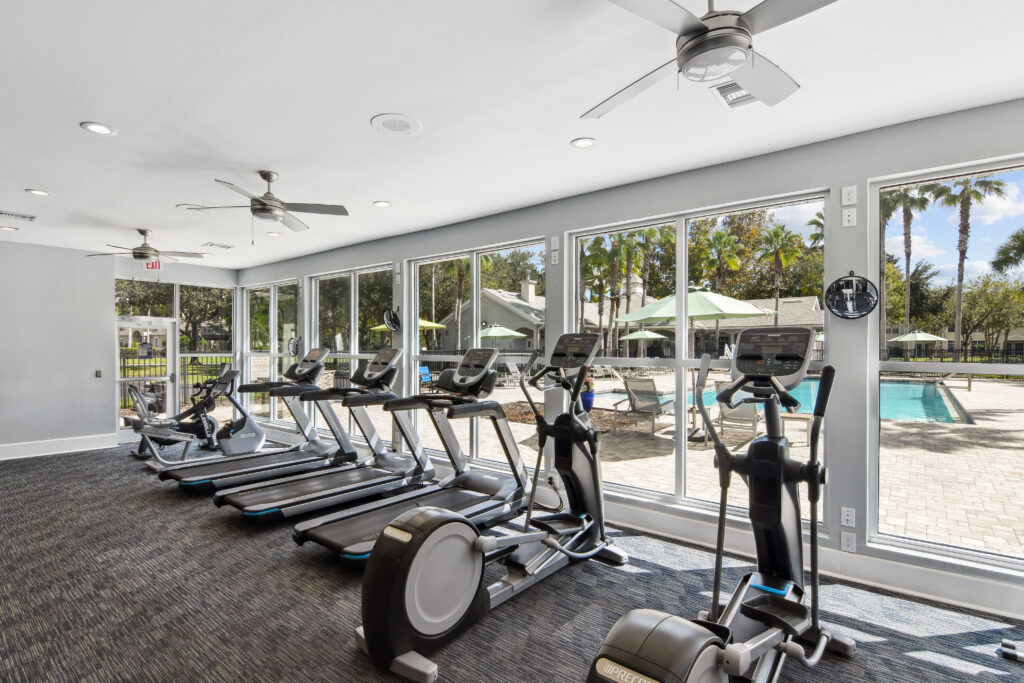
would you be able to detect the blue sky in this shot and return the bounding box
[882,167,1024,284]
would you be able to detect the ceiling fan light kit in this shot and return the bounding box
[676,17,751,82]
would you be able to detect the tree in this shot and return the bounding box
[581,237,611,351]
[114,279,173,317]
[757,225,802,326]
[992,226,1024,274]
[806,211,825,250]
[880,184,939,337]
[931,176,1007,360]
[179,286,232,353]
[907,260,949,325]
[705,229,741,351]
[637,224,674,307]
[949,274,1024,354]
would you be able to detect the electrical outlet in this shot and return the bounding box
[841,207,856,227]
[841,185,857,206]
[841,507,856,527]
[841,532,857,553]
[550,250,560,265]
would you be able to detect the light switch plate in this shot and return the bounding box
[550,236,560,251]
[841,532,857,553]
[841,185,857,206]
[842,207,856,227]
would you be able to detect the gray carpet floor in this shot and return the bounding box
[1,446,1022,682]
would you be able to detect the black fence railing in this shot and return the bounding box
[881,349,1024,364]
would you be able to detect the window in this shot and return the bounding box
[243,282,299,423]
[115,280,173,317]
[178,285,233,421]
[575,223,678,494]
[311,266,395,446]
[877,166,1024,560]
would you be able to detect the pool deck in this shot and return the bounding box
[485,373,1024,560]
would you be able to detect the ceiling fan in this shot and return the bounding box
[86,228,205,260]
[179,170,348,233]
[582,0,837,118]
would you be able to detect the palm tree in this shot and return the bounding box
[705,230,741,352]
[879,184,939,335]
[582,238,611,350]
[992,226,1024,273]
[638,225,674,308]
[606,233,628,356]
[806,211,825,250]
[931,177,1006,359]
[757,225,802,326]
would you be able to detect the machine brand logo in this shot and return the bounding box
[382,526,412,543]
[595,658,656,683]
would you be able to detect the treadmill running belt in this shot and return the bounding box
[220,467,396,509]
[162,451,323,482]
[304,488,494,554]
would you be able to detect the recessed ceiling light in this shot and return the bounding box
[571,137,596,148]
[266,231,281,238]
[24,188,50,196]
[370,113,422,136]
[372,200,391,208]
[79,121,118,136]
[1,226,19,232]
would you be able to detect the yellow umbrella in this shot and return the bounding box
[369,319,446,332]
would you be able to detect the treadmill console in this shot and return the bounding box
[731,326,814,390]
[451,348,499,388]
[549,333,600,371]
[361,348,403,381]
[286,347,331,382]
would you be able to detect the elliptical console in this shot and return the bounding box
[589,326,854,683]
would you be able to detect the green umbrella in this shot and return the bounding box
[479,325,526,338]
[615,288,768,323]
[369,319,446,332]
[619,330,667,340]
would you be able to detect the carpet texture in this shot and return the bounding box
[1,446,1022,682]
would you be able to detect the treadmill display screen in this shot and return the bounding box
[365,348,400,377]
[549,334,600,369]
[303,347,329,363]
[456,349,498,381]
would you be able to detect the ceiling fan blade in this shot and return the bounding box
[729,50,798,106]
[214,178,261,201]
[160,255,179,262]
[160,251,206,259]
[740,0,838,35]
[603,0,706,36]
[106,244,136,250]
[282,202,349,216]
[582,58,677,119]
[177,203,249,211]
[280,212,310,233]
[86,252,125,257]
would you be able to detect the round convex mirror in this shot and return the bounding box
[383,307,401,332]
[824,273,878,319]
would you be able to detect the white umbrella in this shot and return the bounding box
[479,325,526,338]
[620,329,667,359]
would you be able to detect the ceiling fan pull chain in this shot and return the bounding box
[708,0,714,12]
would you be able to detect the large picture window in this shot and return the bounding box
[877,166,1024,560]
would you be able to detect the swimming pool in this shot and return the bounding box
[600,378,954,423]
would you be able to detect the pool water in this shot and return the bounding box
[601,378,953,423]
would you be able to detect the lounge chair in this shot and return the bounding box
[612,377,675,437]
[714,380,759,442]
[498,360,522,387]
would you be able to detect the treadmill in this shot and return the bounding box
[157,347,357,492]
[212,348,436,520]
[292,347,531,561]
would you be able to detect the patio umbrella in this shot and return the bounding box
[369,319,446,332]
[619,329,666,358]
[889,330,946,360]
[479,325,526,338]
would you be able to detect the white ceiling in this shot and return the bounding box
[3,0,1024,269]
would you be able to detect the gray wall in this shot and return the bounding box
[0,247,238,452]
[0,243,115,446]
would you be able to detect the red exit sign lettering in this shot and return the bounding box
[144,260,162,271]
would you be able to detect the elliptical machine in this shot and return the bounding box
[589,326,855,683]
[357,333,628,683]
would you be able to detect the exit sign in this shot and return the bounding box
[144,260,162,271]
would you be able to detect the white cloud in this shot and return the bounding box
[885,226,946,260]
[936,259,991,283]
[770,202,823,230]
[942,182,1024,226]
